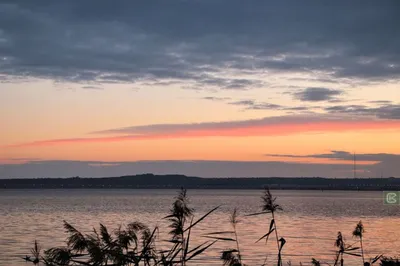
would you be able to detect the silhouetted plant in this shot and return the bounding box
[367,255,383,266]
[380,257,400,266]
[261,187,282,249]
[230,208,242,265]
[334,231,345,266]
[261,187,282,258]
[247,187,282,266]
[23,240,41,265]
[351,221,382,266]
[205,208,244,265]
[277,237,286,266]
[164,188,193,266]
[334,231,363,266]
[44,221,158,265]
[163,187,219,266]
[24,189,219,266]
[311,258,321,266]
[22,189,395,266]
[221,249,242,266]
[311,257,332,266]
[353,221,365,264]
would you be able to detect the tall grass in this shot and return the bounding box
[353,221,365,264]
[204,208,243,265]
[380,257,400,266]
[23,188,219,266]
[23,188,393,266]
[246,187,283,266]
[316,223,382,266]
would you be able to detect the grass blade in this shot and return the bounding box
[203,236,236,242]
[255,228,275,243]
[203,231,235,235]
[245,211,271,217]
[183,206,220,233]
[186,240,217,261]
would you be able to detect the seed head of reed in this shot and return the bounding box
[335,232,344,252]
[230,208,240,227]
[353,220,365,239]
[262,187,282,213]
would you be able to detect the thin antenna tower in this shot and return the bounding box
[353,152,356,179]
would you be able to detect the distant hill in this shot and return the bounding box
[1,174,399,190]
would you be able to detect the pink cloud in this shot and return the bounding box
[7,115,400,148]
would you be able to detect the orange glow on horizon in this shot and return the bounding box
[7,118,400,148]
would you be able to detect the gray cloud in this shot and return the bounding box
[325,103,400,119]
[266,150,400,162]
[1,159,397,178]
[229,100,257,106]
[201,96,231,101]
[1,1,400,88]
[228,99,312,112]
[368,100,393,105]
[82,85,103,90]
[293,87,343,102]
[249,103,283,110]
[265,150,400,177]
[197,77,265,90]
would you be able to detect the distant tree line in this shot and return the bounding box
[2,174,399,190]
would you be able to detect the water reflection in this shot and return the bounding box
[0,189,399,265]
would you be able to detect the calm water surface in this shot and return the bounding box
[0,189,399,266]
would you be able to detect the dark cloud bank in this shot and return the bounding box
[1,1,400,88]
[1,150,399,179]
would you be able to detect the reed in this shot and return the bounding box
[312,222,382,266]
[353,221,365,264]
[163,187,220,265]
[23,188,219,266]
[246,187,283,266]
[380,257,400,266]
[22,188,393,266]
[204,207,244,265]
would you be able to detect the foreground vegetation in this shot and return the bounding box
[24,188,398,266]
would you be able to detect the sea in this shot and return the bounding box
[0,189,399,266]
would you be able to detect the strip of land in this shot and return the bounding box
[1,174,399,190]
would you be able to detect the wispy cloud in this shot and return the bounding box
[201,96,232,101]
[265,150,400,176]
[368,100,393,105]
[7,115,400,147]
[0,157,42,164]
[293,87,343,102]
[325,103,400,119]
[81,85,104,90]
[227,99,312,111]
[228,100,282,110]
[266,150,400,162]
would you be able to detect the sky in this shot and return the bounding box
[1,0,400,178]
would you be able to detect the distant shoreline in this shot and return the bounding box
[1,174,398,191]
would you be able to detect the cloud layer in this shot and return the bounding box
[1,153,398,178]
[265,150,400,177]
[266,150,400,163]
[6,115,400,147]
[1,1,400,88]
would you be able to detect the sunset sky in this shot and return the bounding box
[1,1,400,178]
